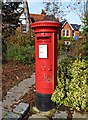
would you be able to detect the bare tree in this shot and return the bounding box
[43,0,86,22]
[66,0,86,20]
[43,0,65,21]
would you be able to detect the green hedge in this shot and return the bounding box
[8,30,34,47]
[2,30,35,64]
[6,43,35,65]
[61,36,73,41]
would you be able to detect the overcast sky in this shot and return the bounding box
[28,0,83,25]
[28,0,76,2]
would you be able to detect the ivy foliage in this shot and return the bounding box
[51,59,88,111]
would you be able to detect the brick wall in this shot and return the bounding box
[74,30,79,36]
[61,22,73,37]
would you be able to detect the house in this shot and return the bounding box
[30,9,59,23]
[21,10,59,33]
[30,10,46,23]
[20,13,45,33]
[61,19,81,40]
[19,10,46,33]
[20,11,81,39]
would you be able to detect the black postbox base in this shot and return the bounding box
[35,92,55,111]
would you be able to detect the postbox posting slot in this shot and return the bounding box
[37,35,51,38]
[37,35,51,42]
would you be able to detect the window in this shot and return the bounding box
[63,29,70,37]
[66,30,70,36]
[63,30,65,36]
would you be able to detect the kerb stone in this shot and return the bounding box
[28,114,49,120]
[4,111,21,120]
[13,102,30,117]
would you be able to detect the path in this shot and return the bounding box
[2,73,35,112]
[0,101,2,120]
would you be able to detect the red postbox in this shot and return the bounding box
[31,21,61,111]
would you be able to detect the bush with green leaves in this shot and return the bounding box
[58,40,65,55]
[6,43,35,65]
[3,29,35,64]
[61,36,73,41]
[8,30,34,47]
[81,38,88,60]
[51,58,88,111]
[81,11,88,60]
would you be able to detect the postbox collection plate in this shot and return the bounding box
[39,44,47,58]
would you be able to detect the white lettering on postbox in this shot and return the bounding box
[39,45,47,58]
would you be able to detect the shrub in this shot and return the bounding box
[61,36,73,41]
[51,58,88,111]
[81,38,88,60]
[8,30,35,47]
[51,58,73,106]
[6,43,35,65]
[67,59,88,111]
[67,39,85,58]
[58,40,65,55]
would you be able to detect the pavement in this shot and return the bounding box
[2,73,35,112]
[0,101,2,120]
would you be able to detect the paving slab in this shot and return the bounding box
[2,73,35,111]
[2,109,9,119]
[4,111,21,119]
[3,102,30,119]
[72,110,88,120]
[52,110,67,119]
[28,114,49,120]
[13,102,30,117]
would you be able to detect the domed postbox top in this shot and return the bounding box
[30,20,61,29]
[30,20,62,33]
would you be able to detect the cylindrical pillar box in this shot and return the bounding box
[30,21,61,111]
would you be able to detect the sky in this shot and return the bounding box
[28,0,84,25]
